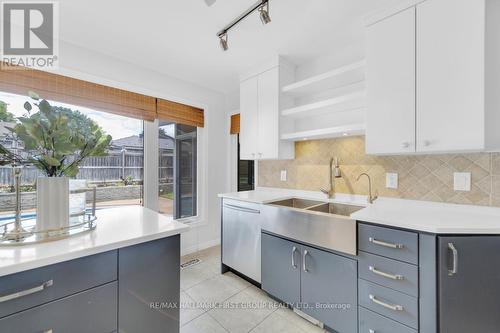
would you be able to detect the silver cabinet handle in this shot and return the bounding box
[423,140,431,147]
[369,237,404,249]
[291,246,298,269]
[369,330,376,333]
[448,242,458,276]
[369,294,403,311]
[401,142,410,148]
[0,280,53,303]
[43,330,53,333]
[369,266,404,280]
[223,203,260,214]
[303,250,309,273]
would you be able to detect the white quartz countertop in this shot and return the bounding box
[219,188,500,234]
[351,197,500,234]
[218,187,369,207]
[0,206,189,277]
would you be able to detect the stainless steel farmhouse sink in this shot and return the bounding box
[267,198,325,209]
[307,202,363,216]
[263,198,363,255]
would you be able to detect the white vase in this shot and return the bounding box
[36,177,69,231]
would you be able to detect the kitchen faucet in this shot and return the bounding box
[320,157,341,198]
[356,173,378,204]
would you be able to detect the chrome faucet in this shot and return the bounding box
[356,173,378,204]
[321,157,341,198]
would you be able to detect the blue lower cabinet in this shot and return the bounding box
[262,232,358,332]
[300,245,357,333]
[119,235,181,333]
[0,282,117,333]
[261,233,301,306]
[0,250,117,319]
[359,306,417,333]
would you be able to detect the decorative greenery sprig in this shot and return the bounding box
[0,93,112,177]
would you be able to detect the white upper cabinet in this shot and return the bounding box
[366,0,500,154]
[239,77,259,160]
[417,0,485,152]
[239,58,295,160]
[366,7,416,154]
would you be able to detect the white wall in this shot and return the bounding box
[51,41,229,255]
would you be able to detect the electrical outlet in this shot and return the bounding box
[386,173,398,189]
[280,170,287,182]
[453,172,471,191]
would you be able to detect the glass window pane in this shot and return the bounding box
[0,91,144,221]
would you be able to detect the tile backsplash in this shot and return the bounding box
[258,136,500,207]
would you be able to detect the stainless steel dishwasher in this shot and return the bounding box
[222,199,261,283]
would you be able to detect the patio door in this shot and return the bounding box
[174,126,197,219]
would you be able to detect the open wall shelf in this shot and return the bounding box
[282,60,365,97]
[281,91,365,118]
[281,123,366,142]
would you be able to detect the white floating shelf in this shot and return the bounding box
[282,60,365,97]
[281,91,365,118]
[281,123,366,142]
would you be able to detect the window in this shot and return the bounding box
[237,135,254,191]
[158,121,197,219]
[0,91,144,219]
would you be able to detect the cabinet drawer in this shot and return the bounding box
[358,251,418,297]
[358,224,418,264]
[0,282,117,333]
[358,279,418,329]
[359,306,416,333]
[0,250,117,318]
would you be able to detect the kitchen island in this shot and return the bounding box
[0,206,189,333]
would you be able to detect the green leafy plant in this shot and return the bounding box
[0,101,15,122]
[0,93,112,177]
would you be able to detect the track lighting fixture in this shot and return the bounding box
[219,32,229,51]
[216,0,271,51]
[259,1,271,25]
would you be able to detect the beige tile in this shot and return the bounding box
[181,261,219,290]
[185,274,242,306]
[274,308,325,333]
[250,312,305,333]
[181,291,206,326]
[181,313,227,333]
[209,287,278,333]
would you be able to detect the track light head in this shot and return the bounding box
[219,33,229,51]
[259,2,271,25]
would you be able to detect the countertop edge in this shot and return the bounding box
[0,225,189,277]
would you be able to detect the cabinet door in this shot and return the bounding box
[257,67,279,159]
[366,7,416,154]
[240,76,259,160]
[438,236,500,333]
[417,0,485,152]
[119,236,180,333]
[300,246,357,333]
[261,233,301,306]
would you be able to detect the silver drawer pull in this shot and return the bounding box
[303,250,309,273]
[369,330,376,333]
[291,246,298,269]
[0,280,53,303]
[448,242,458,276]
[369,294,404,311]
[369,237,404,249]
[223,203,260,214]
[369,266,404,280]
[43,330,53,333]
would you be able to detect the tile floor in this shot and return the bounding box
[180,246,328,333]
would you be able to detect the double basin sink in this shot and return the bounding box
[261,198,364,255]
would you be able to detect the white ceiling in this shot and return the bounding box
[59,0,393,93]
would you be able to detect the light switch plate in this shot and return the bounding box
[280,170,287,182]
[386,173,398,189]
[454,172,471,191]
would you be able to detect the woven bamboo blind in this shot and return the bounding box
[0,64,157,121]
[230,113,240,134]
[157,98,204,128]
